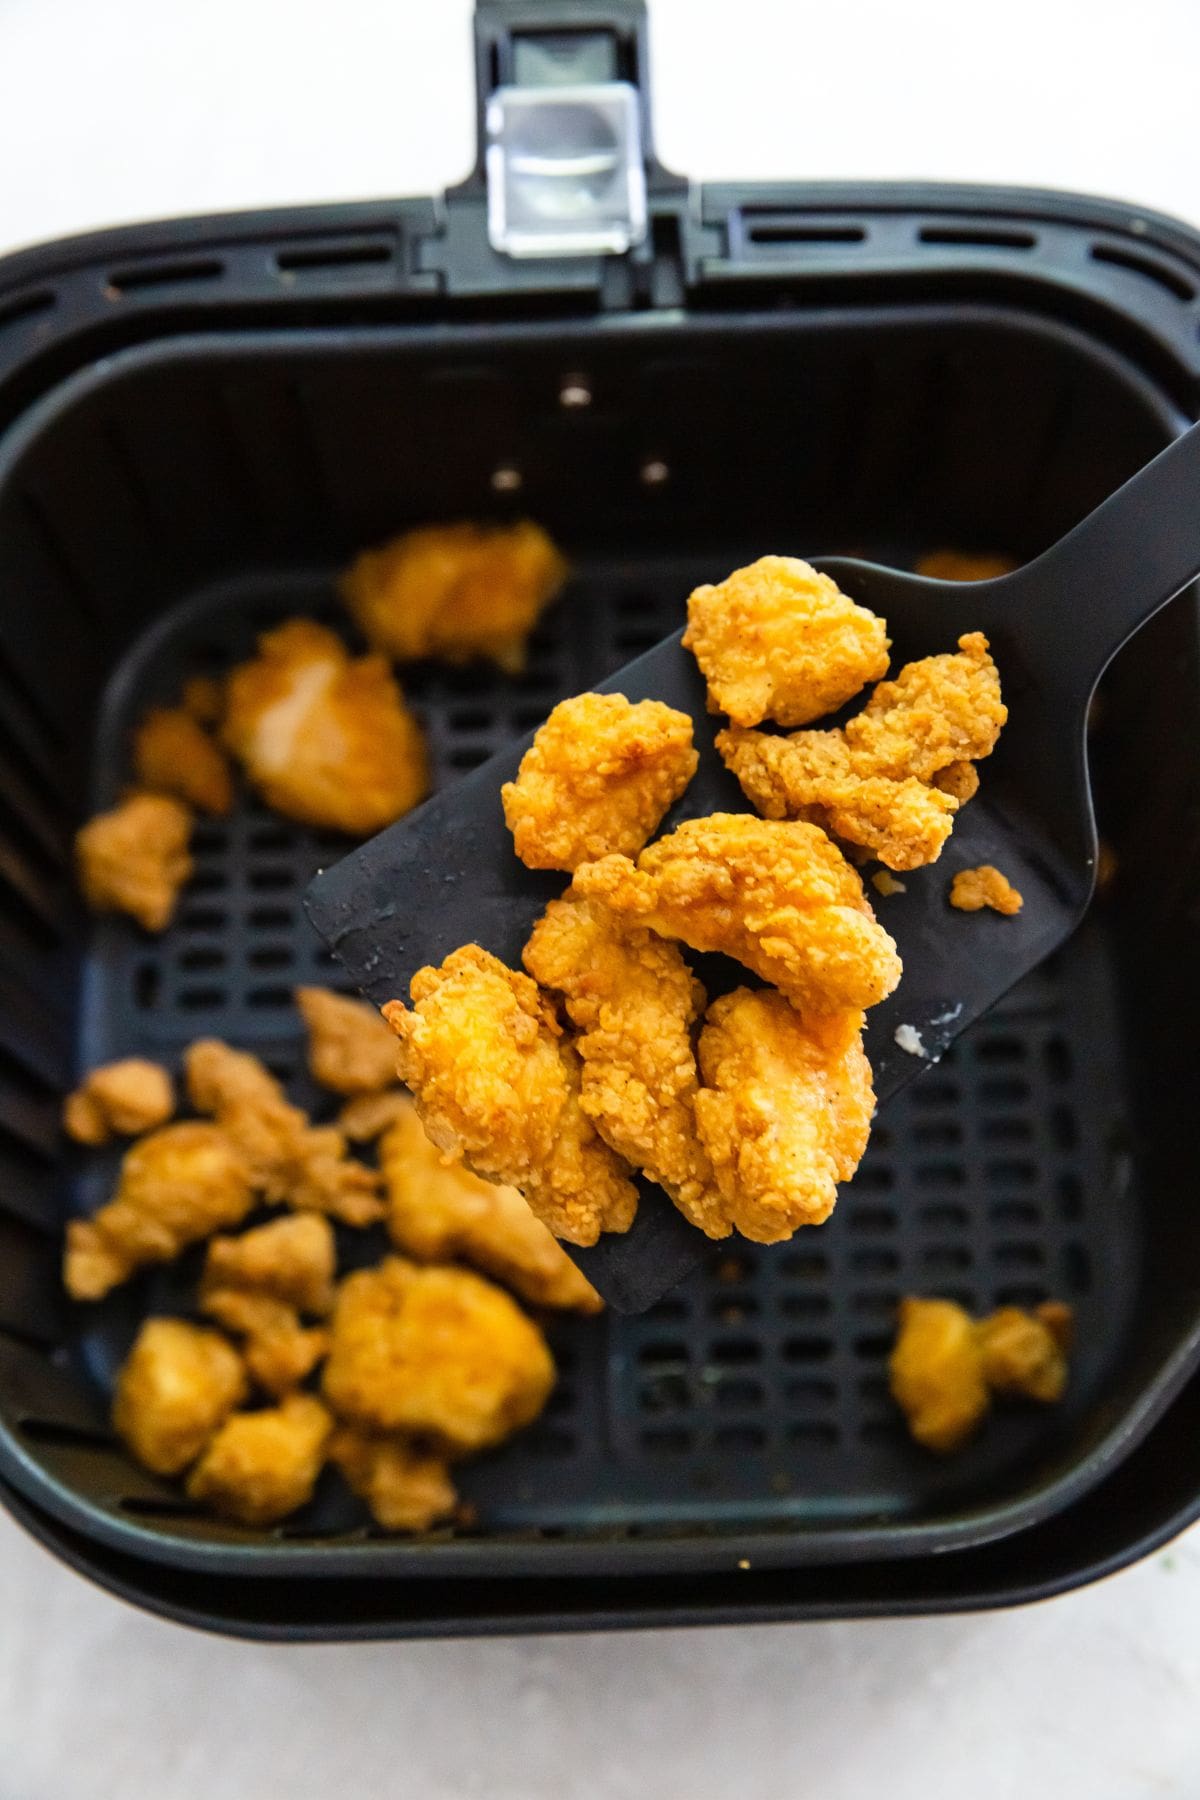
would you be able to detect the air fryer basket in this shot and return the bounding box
[1,1,1200,1618]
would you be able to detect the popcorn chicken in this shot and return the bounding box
[113,1318,247,1475]
[340,520,567,672]
[76,791,193,933]
[295,985,398,1096]
[949,864,1024,915]
[221,619,427,835]
[328,1427,459,1532]
[682,556,890,728]
[186,1393,333,1524]
[843,632,1006,783]
[889,1296,991,1453]
[501,692,697,871]
[201,1214,336,1316]
[132,705,233,816]
[977,1302,1072,1402]
[337,1089,411,1143]
[62,1058,175,1146]
[200,1289,330,1397]
[322,1258,555,1454]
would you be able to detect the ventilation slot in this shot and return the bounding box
[1090,243,1196,302]
[746,220,866,247]
[106,258,225,296]
[275,241,394,274]
[919,224,1037,250]
[0,289,54,332]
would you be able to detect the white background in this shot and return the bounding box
[2,1,1200,1794]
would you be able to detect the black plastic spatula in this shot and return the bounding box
[306,420,1200,1313]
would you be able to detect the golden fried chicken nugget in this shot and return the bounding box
[915,550,1017,582]
[200,1289,330,1397]
[524,891,725,1237]
[322,1258,555,1453]
[694,990,874,1242]
[295,985,398,1096]
[63,1058,175,1146]
[384,945,639,1246]
[132,706,234,816]
[843,632,1006,783]
[113,1318,247,1475]
[948,864,1024,915]
[64,1122,255,1301]
[329,1427,459,1532]
[186,1393,333,1524]
[340,520,567,672]
[380,1097,602,1312]
[185,1039,383,1226]
[682,556,890,728]
[977,1302,1072,1402]
[222,619,427,835]
[76,791,193,933]
[337,1088,410,1143]
[889,1296,991,1453]
[501,693,698,871]
[180,674,226,726]
[573,816,901,1019]
[202,1214,336,1316]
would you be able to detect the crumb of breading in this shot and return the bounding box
[113,1318,247,1475]
[63,1058,175,1146]
[889,1296,991,1453]
[381,1097,603,1311]
[872,870,907,897]
[180,674,226,727]
[682,556,890,728]
[977,1302,1072,1402]
[501,692,698,871]
[693,989,874,1242]
[201,1215,336,1316]
[132,706,234,816]
[915,551,1017,582]
[337,1089,410,1143]
[200,1289,330,1397]
[64,1122,255,1300]
[329,1427,459,1532]
[185,1039,384,1226]
[296,985,398,1096]
[893,1023,928,1058]
[524,890,725,1236]
[221,619,427,835]
[573,815,901,1018]
[186,1393,332,1524]
[844,633,1006,783]
[949,865,1023,915]
[340,520,567,673]
[384,946,639,1246]
[76,791,193,933]
[322,1258,555,1454]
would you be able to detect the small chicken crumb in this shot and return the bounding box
[893,1023,927,1058]
[76,791,193,933]
[915,551,1017,582]
[113,1318,247,1476]
[328,1427,459,1532]
[890,1295,1073,1453]
[949,865,1024,915]
[63,1058,175,1146]
[295,985,398,1096]
[872,870,907,897]
[132,705,234,816]
[186,1393,333,1525]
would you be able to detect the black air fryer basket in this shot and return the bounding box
[1,0,1199,1635]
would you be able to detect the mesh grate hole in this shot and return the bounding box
[980,1076,1030,1105]
[780,1291,831,1320]
[853,1332,893,1361]
[248,945,292,970]
[785,1376,836,1407]
[1057,1173,1084,1221]
[916,1161,965,1188]
[1051,1105,1079,1150]
[780,1251,827,1279]
[923,1245,972,1273]
[860,1419,905,1445]
[178,986,226,1011]
[709,1295,759,1324]
[639,1374,691,1412]
[448,747,491,771]
[977,1037,1026,1065]
[179,946,226,972]
[714,1424,766,1452]
[910,1079,958,1107]
[638,1340,687,1367]
[189,869,228,894]
[784,1335,834,1363]
[247,985,292,1009]
[991,1199,1039,1227]
[982,1117,1033,1143]
[851,1248,898,1276]
[994,1242,1044,1270]
[997,1283,1046,1308]
[913,1120,962,1147]
[712,1254,756,1284]
[709,1338,761,1366]
[249,905,293,929]
[987,1158,1037,1185]
[787,1421,838,1448]
[250,868,294,892]
[851,1290,898,1318]
[848,1205,897,1233]
[134,963,161,1009]
[1061,1242,1092,1295]
[851,1164,895,1191]
[919,1202,968,1228]
[858,1374,890,1403]
[714,1377,765,1409]
[639,1428,692,1454]
[249,826,294,853]
[179,905,226,931]
[644,1296,689,1322]
[1044,1037,1073,1082]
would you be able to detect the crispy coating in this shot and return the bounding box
[329,1427,458,1532]
[573,816,901,1018]
[693,989,874,1242]
[340,520,567,673]
[221,619,427,835]
[201,1215,336,1316]
[931,759,980,802]
[76,791,193,933]
[337,1088,410,1142]
[132,705,234,816]
[180,674,226,726]
[524,891,725,1236]
[384,946,639,1246]
[682,556,890,728]
[949,864,1024,915]
[200,1289,330,1397]
[296,985,398,1096]
[113,1318,247,1476]
[185,1039,384,1226]
[380,1095,602,1312]
[501,693,698,871]
[843,632,1006,783]
[322,1258,555,1454]
[62,1058,175,1146]
[977,1302,1072,1401]
[186,1393,333,1524]
[889,1297,991,1453]
[64,1122,255,1301]
[916,550,1017,582]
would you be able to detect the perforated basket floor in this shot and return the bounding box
[65,555,1138,1543]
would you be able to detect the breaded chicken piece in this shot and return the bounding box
[329,1427,459,1532]
[843,632,1006,783]
[916,550,1017,582]
[186,1393,333,1524]
[931,759,980,802]
[322,1258,555,1453]
[221,619,427,835]
[200,1289,330,1397]
[384,946,639,1246]
[337,1088,410,1143]
[977,1302,1072,1401]
[63,1058,175,1146]
[682,556,890,728]
[949,864,1024,915]
[380,1097,602,1312]
[889,1296,991,1453]
[132,705,234,816]
[113,1318,247,1476]
[523,891,725,1237]
[340,520,567,672]
[295,985,398,1096]
[76,791,193,933]
[180,674,226,726]
[573,816,901,1019]
[694,989,874,1242]
[501,693,698,872]
[185,1039,383,1226]
[201,1214,336,1316]
[64,1122,255,1301]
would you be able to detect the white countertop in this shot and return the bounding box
[2,2,1200,1793]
